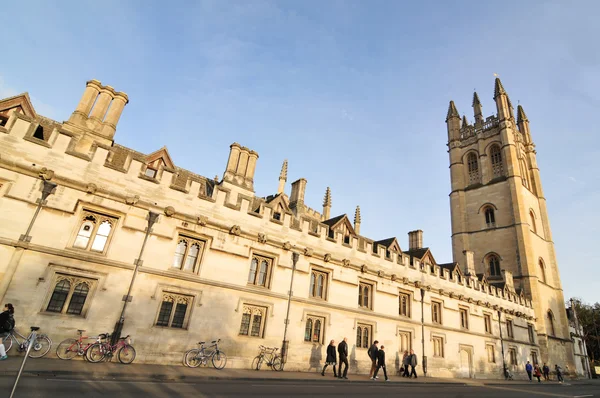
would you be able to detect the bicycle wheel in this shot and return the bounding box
[256,355,265,370]
[28,335,52,358]
[117,344,136,364]
[251,355,261,370]
[184,349,202,368]
[1,335,13,353]
[56,339,80,360]
[212,351,227,370]
[272,356,284,371]
[87,342,107,363]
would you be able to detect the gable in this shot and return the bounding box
[266,194,290,214]
[146,146,175,169]
[422,250,436,265]
[0,93,37,119]
[323,214,356,237]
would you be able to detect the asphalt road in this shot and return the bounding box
[1,376,598,398]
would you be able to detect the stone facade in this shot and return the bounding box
[0,78,570,378]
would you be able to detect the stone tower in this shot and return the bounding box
[446,78,574,368]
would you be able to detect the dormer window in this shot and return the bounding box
[0,115,8,127]
[272,212,281,221]
[386,249,391,259]
[328,229,335,239]
[343,235,350,245]
[145,167,158,178]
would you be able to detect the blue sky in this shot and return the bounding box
[1,0,598,303]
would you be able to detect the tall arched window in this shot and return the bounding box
[484,207,496,228]
[539,259,547,284]
[490,144,504,178]
[530,211,537,234]
[356,326,362,348]
[467,152,480,185]
[547,311,556,337]
[488,255,501,277]
[520,159,530,188]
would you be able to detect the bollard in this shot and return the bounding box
[9,326,39,398]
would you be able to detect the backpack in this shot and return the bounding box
[2,315,15,332]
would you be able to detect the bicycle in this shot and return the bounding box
[1,328,52,358]
[86,334,136,364]
[252,345,283,371]
[183,339,227,369]
[56,330,108,360]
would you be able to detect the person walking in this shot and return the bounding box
[402,350,410,377]
[525,361,533,381]
[367,340,379,379]
[372,345,389,381]
[542,363,550,381]
[555,364,563,383]
[0,303,15,360]
[321,340,337,377]
[533,364,542,383]
[408,349,418,378]
[337,337,349,379]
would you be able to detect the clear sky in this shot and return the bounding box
[1,0,598,304]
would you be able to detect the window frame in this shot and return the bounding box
[398,330,412,353]
[431,300,442,325]
[466,152,480,185]
[239,304,267,338]
[358,281,374,310]
[356,323,373,349]
[44,273,97,317]
[486,344,496,363]
[171,234,206,274]
[304,315,325,344]
[432,336,444,358]
[528,324,536,343]
[154,292,194,329]
[484,207,496,228]
[484,313,493,334]
[247,253,274,288]
[506,319,514,339]
[531,350,539,366]
[487,254,501,277]
[309,269,329,300]
[490,144,504,178]
[398,291,411,318]
[70,209,118,255]
[509,347,518,366]
[538,259,547,284]
[459,307,469,330]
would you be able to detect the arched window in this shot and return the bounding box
[46,279,71,313]
[356,326,362,348]
[530,211,537,234]
[484,207,496,228]
[490,144,504,178]
[547,311,556,337]
[305,319,313,342]
[488,255,501,277]
[520,159,530,188]
[539,259,547,284]
[66,283,89,315]
[313,319,322,342]
[467,152,480,185]
[173,240,187,268]
[363,327,369,348]
[72,211,117,253]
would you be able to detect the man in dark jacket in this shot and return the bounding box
[337,337,349,379]
[408,349,418,378]
[372,345,389,381]
[321,340,337,377]
[367,340,379,379]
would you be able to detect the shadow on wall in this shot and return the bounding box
[350,344,358,372]
[308,343,322,372]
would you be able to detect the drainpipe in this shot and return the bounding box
[420,288,427,377]
[498,309,508,379]
[281,252,299,366]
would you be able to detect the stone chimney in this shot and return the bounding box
[408,230,423,250]
[463,250,476,276]
[289,178,307,213]
[222,142,259,191]
[502,270,514,291]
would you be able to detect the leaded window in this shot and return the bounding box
[431,301,442,324]
[239,305,266,338]
[72,211,117,253]
[172,236,206,273]
[490,144,504,178]
[488,255,501,277]
[309,270,328,300]
[248,254,273,287]
[399,292,411,317]
[460,308,469,329]
[356,323,372,349]
[46,275,94,316]
[358,282,373,309]
[155,293,192,328]
[467,152,480,185]
[304,315,325,343]
[485,207,496,228]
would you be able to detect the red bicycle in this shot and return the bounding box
[86,334,136,364]
[56,329,108,360]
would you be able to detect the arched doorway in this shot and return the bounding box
[459,345,474,378]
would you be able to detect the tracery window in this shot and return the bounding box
[304,315,325,343]
[72,211,117,253]
[358,282,373,310]
[247,254,273,287]
[46,275,95,316]
[484,207,496,228]
[467,152,480,185]
[156,292,193,328]
[309,270,328,300]
[172,235,206,273]
[239,305,267,337]
[399,292,411,317]
[488,254,501,277]
[490,144,504,178]
[356,323,372,348]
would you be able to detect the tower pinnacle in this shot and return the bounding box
[473,91,484,127]
[354,205,361,235]
[493,77,506,99]
[446,101,460,122]
[322,187,332,220]
[277,159,288,194]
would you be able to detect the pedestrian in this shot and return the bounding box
[525,361,533,381]
[367,340,379,379]
[542,363,550,381]
[555,364,563,383]
[321,340,337,377]
[533,364,542,383]
[408,349,418,378]
[402,350,410,377]
[0,303,15,361]
[337,337,349,379]
[372,345,389,381]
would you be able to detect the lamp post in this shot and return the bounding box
[281,251,299,366]
[498,309,507,379]
[111,210,159,344]
[19,180,57,242]
[420,288,427,377]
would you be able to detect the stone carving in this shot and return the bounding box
[377,270,384,278]
[467,297,473,303]
[164,206,175,217]
[257,233,267,244]
[86,183,97,194]
[402,277,409,284]
[303,247,313,257]
[342,259,350,267]
[438,289,444,295]
[323,253,331,262]
[449,292,455,298]
[360,264,367,273]
[197,215,208,226]
[229,225,241,236]
[39,167,54,181]
[125,195,139,205]
[414,281,420,288]
[391,274,397,282]
[282,241,292,250]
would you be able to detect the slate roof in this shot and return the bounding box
[403,248,430,260]
[374,237,399,249]
[322,214,346,228]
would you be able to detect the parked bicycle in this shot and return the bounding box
[252,345,283,371]
[56,329,108,360]
[2,328,52,358]
[183,339,227,369]
[86,334,136,364]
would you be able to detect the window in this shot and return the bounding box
[506,319,514,338]
[399,292,411,317]
[431,301,442,324]
[531,351,539,366]
[46,275,94,316]
[72,211,117,253]
[398,331,412,353]
[172,236,206,273]
[145,167,158,178]
[538,259,546,284]
[0,115,8,127]
[528,324,535,343]
[490,144,504,178]
[484,313,492,334]
[247,254,273,287]
[520,159,530,188]
[459,308,469,329]
[547,311,556,337]
[304,315,325,343]
[358,282,373,310]
[484,207,496,228]
[343,235,351,245]
[239,305,267,337]
[272,212,281,221]
[488,255,501,277]
[33,125,45,140]
[467,152,480,185]
[432,336,444,357]
[529,211,537,234]
[509,348,518,366]
[155,292,192,328]
[356,323,372,349]
[487,345,496,363]
[309,270,328,300]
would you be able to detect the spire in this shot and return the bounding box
[493,77,506,99]
[445,100,460,122]
[322,187,331,220]
[462,115,469,127]
[354,205,361,235]
[517,105,528,123]
[277,159,288,194]
[517,105,531,143]
[472,92,481,107]
[473,91,484,127]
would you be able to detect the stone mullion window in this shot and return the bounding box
[172,236,205,273]
[399,292,411,318]
[46,275,94,316]
[155,293,192,329]
[356,323,372,349]
[484,313,492,334]
[247,255,273,288]
[358,282,373,310]
[432,336,444,357]
[431,301,442,325]
[459,307,469,330]
[467,152,480,185]
[506,319,514,338]
[239,305,266,338]
[304,315,325,343]
[72,211,117,253]
[309,270,328,300]
[490,144,504,178]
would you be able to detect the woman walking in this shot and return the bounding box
[0,303,15,360]
[321,340,337,377]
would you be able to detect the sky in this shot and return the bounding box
[1,0,598,304]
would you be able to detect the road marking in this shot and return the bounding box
[251,384,334,388]
[46,379,198,386]
[479,385,572,398]
[573,395,593,398]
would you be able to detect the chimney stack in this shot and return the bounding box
[290,178,307,213]
[222,142,259,191]
[463,250,476,276]
[408,230,423,250]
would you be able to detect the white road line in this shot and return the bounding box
[46,379,197,386]
[251,384,334,388]
[573,395,593,398]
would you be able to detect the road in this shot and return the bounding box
[1,376,599,398]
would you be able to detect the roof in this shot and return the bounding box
[322,214,346,228]
[403,247,430,260]
[374,237,400,249]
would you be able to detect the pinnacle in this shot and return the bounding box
[462,115,469,127]
[279,159,288,180]
[517,105,528,123]
[493,77,506,99]
[445,100,460,122]
[323,187,331,207]
[472,92,481,107]
[354,205,361,224]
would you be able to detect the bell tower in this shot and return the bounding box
[447,78,574,369]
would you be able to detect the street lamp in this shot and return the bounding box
[420,288,427,377]
[19,180,57,242]
[281,251,299,366]
[498,309,508,379]
[111,210,160,344]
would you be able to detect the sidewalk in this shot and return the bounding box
[0,357,596,386]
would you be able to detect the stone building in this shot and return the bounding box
[0,78,574,378]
